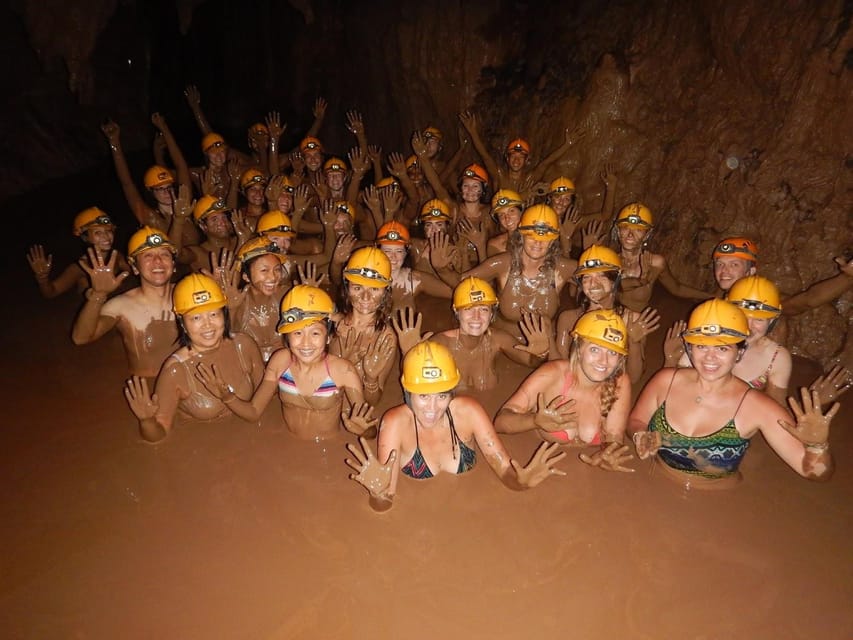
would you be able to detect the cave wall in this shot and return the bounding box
[5,0,851,363]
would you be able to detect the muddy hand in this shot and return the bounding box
[628,307,661,343]
[79,248,128,293]
[808,365,852,406]
[297,261,328,288]
[342,403,378,438]
[511,442,568,488]
[516,312,550,358]
[345,437,395,497]
[579,442,635,472]
[632,431,662,460]
[663,320,687,365]
[124,376,159,420]
[780,388,839,447]
[534,392,577,432]
[194,362,235,402]
[27,244,53,278]
[362,334,395,381]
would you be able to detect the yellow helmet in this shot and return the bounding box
[127,226,176,261]
[193,194,228,222]
[616,203,653,228]
[277,284,335,334]
[405,155,419,169]
[401,340,460,394]
[376,177,398,189]
[249,122,268,136]
[419,199,451,222]
[572,309,629,356]
[323,157,347,173]
[518,204,559,241]
[73,207,114,237]
[239,168,267,191]
[343,247,392,288]
[575,245,622,277]
[257,210,295,238]
[726,275,782,319]
[713,237,758,263]
[237,237,286,264]
[201,132,226,153]
[683,299,749,346]
[453,277,498,311]
[143,165,175,189]
[335,201,357,221]
[491,189,523,212]
[461,163,489,183]
[549,177,576,195]
[423,126,443,140]
[299,136,323,152]
[506,138,531,155]
[376,221,410,246]
[173,273,226,316]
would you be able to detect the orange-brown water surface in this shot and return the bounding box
[1,254,851,640]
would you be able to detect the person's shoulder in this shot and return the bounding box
[232,331,262,355]
[102,286,144,314]
[450,395,490,422]
[160,349,189,376]
[327,352,358,377]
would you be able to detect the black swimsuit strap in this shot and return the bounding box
[732,387,751,422]
[447,407,459,460]
[663,368,679,403]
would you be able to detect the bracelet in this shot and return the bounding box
[363,378,380,392]
[804,442,829,454]
[535,349,550,359]
[85,288,108,304]
[35,272,50,282]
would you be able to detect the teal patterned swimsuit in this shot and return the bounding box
[649,371,751,479]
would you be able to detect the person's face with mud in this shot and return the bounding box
[182,307,226,352]
[245,254,284,296]
[202,211,233,240]
[286,320,329,364]
[85,226,115,253]
[304,149,323,173]
[276,192,293,214]
[506,150,527,173]
[134,247,175,286]
[496,206,521,233]
[425,137,441,159]
[423,220,448,239]
[460,178,483,204]
[521,235,551,261]
[549,192,574,215]
[457,304,494,337]
[206,146,227,169]
[408,391,452,426]
[246,184,265,207]
[334,212,353,236]
[150,185,175,207]
[576,339,623,383]
[347,282,386,315]
[580,272,617,307]
[617,224,649,252]
[379,244,407,273]
[746,316,771,342]
[325,170,346,192]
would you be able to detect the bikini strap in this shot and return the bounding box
[447,407,459,461]
[765,345,780,374]
[732,386,751,422]
[663,368,678,402]
[323,353,332,377]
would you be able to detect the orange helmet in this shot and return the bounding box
[73,207,114,237]
[376,221,410,246]
[257,210,296,238]
[323,157,347,173]
[506,138,531,155]
[461,163,489,183]
[300,136,323,152]
[423,126,443,141]
[713,237,758,263]
[419,199,451,223]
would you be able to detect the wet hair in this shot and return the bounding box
[569,337,625,431]
[340,280,392,332]
[177,307,232,348]
[509,230,560,277]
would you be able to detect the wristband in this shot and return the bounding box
[804,442,829,454]
[86,288,108,305]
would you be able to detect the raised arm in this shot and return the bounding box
[458,110,500,190]
[183,84,213,136]
[782,256,853,315]
[71,249,128,345]
[100,120,154,227]
[151,112,191,191]
[412,131,452,203]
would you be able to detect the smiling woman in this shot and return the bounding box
[124,273,265,442]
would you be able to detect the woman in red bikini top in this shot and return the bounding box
[495,310,633,469]
[346,341,567,512]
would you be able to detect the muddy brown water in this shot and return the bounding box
[2,239,851,638]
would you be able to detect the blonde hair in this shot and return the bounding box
[569,338,625,434]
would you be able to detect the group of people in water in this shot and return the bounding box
[27,87,853,509]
